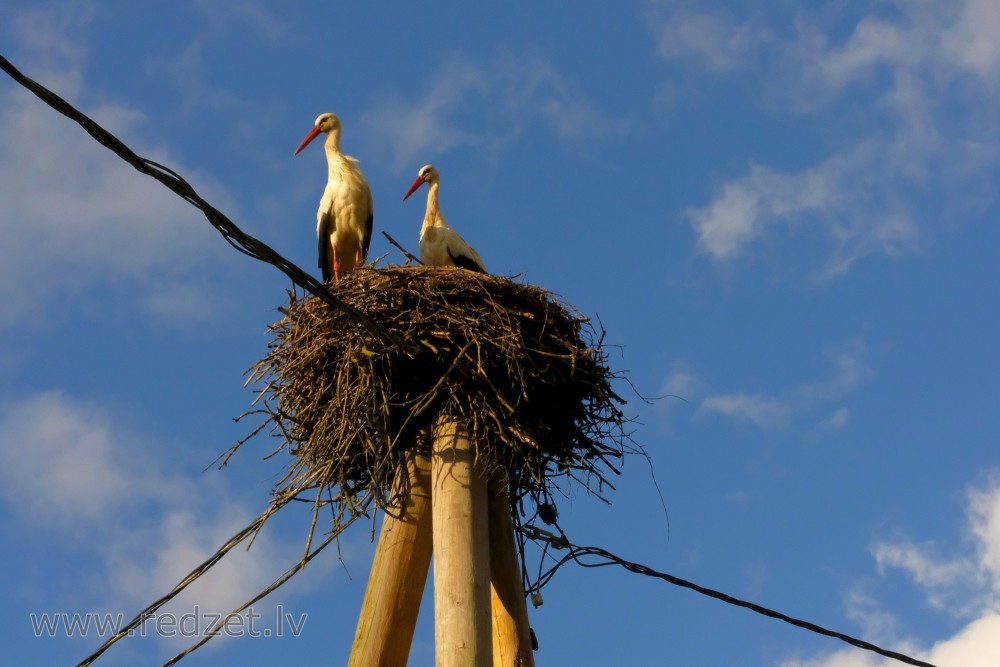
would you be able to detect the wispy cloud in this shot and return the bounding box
[795,339,873,402]
[659,363,706,402]
[0,9,234,327]
[189,0,288,43]
[686,142,923,280]
[842,587,903,648]
[698,392,791,429]
[684,338,872,431]
[651,1,1000,279]
[359,59,488,169]
[872,475,1000,613]
[0,391,138,521]
[359,52,627,168]
[818,408,850,432]
[0,390,304,639]
[782,473,1000,666]
[872,541,976,605]
[649,8,770,72]
[943,0,1000,79]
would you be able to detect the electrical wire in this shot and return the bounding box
[519,525,938,667]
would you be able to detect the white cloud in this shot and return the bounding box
[783,611,1000,667]
[686,147,922,279]
[0,9,234,327]
[8,6,92,93]
[659,363,705,401]
[359,52,625,168]
[969,482,1000,586]
[796,339,872,402]
[189,0,288,43]
[687,181,760,260]
[104,503,290,622]
[873,540,974,597]
[0,390,301,638]
[359,59,488,169]
[942,0,1000,79]
[783,475,1000,666]
[0,391,137,520]
[494,54,631,142]
[814,16,920,90]
[146,40,248,115]
[928,614,1000,667]
[689,338,870,431]
[842,587,901,647]
[650,9,769,72]
[818,408,850,431]
[657,1,1000,278]
[698,393,791,429]
[869,475,1000,617]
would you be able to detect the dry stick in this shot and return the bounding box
[488,478,536,667]
[432,417,492,667]
[381,231,423,265]
[348,450,434,667]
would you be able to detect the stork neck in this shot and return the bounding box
[423,181,445,228]
[323,130,342,157]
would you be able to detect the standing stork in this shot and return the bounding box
[295,112,373,282]
[403,165,486,273]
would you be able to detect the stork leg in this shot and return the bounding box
[333,243,341,281]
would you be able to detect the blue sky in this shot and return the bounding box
[2,1,999,665]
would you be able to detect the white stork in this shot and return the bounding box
[402,165,486,273]
[294,112,373,282]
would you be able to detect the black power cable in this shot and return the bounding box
[519,525,938,667]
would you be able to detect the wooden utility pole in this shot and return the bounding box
[348,452,433,667]
[348,422,536,666]
[488,477,536,667]
[431,418,492,667]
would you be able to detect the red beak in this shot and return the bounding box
[294,126,323,155]
[403,176,425,201]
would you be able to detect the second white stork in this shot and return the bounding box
[402,165,486,273]
[295,112,373,282]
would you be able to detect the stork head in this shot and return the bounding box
[403,164,439,200]
[294,112,341,155]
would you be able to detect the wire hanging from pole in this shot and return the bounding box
[517,524,938,667]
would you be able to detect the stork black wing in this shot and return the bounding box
[317,211,333,283]
[447,247,486,273]
[361,210,373,263]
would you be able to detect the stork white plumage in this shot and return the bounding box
[402,165,487,273]
[295,112,373,282]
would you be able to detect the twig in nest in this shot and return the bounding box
[381,231,422,265]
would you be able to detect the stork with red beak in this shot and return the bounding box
[403,165,486,273]
[295,112,373,282]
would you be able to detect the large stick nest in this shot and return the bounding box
[239,266,631,520]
